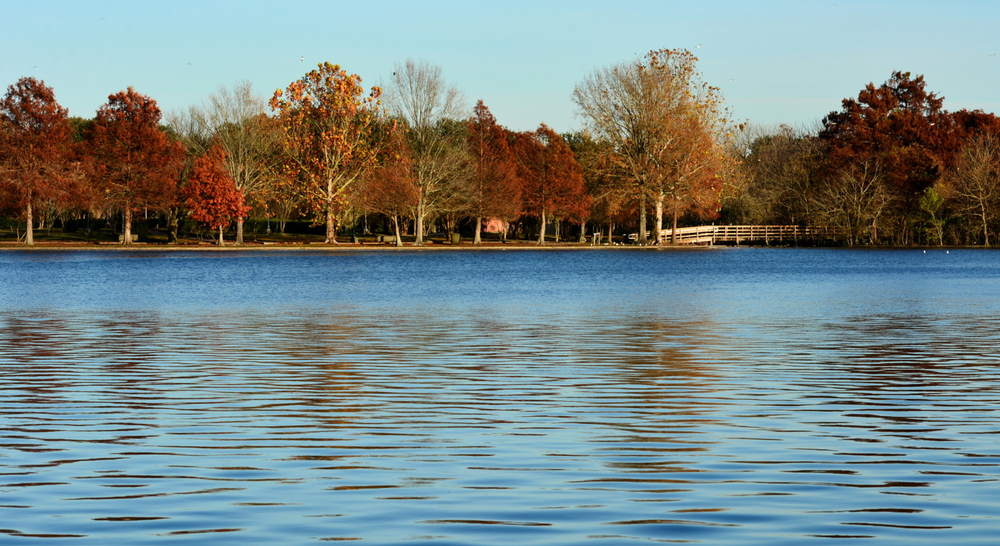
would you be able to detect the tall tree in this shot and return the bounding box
[0,77,76,245]
[89,87,186,245]
[513,125,586,245]
[818,72,963,242]
[948,133,1000,245]
[384,59,469,244]
[270,62,392,243]
[170,81,281,244]
[466,101,520,244]
[183,145,250,246]
[573,49,728,244]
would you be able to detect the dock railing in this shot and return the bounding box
[654,225,840,245]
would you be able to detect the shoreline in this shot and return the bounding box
[0,242,724,252]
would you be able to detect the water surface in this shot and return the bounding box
[1,248,998,544]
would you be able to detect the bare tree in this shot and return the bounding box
[574,49,727,245]
[385,59,469,245]
[817,160,892,245]
[948,133,1000,246]
[169,81,280,244]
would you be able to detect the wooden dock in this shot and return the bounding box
[655,225,840,245]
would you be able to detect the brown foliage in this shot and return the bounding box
[88,87,186,243]
[0,77,78,244]
[513,125,587,244]
[819,71,959,198]
[466,101,521,243]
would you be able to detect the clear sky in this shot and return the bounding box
[4,0,998,133]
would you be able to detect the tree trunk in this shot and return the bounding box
[236,218,244,245]
[554,218,561,243]
[537,208,547,245]
[123,207,133,245]
[325,203,338,244]
[167,210,179,244]
[325,179,337,244]
[218,225,225,247]
[25,201,34,246]
[671,199,679,245]
[474,217,482,244]
[393,215,403,247]
[638,196,648,245]
[579,220,586,243]
[654,192,664,245]
[982,205,990,247]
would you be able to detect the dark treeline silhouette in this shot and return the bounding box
[2,61,998,247]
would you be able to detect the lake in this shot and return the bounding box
[1,247,999,544]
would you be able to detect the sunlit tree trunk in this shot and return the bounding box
[537,208,547,245]
[123,207,133,245]
[474,217,482,244]
[236,218,244,245]
[654,192,664,245]
[218,225,225,247]
[671,199,680,245]
[25,201,34,246]
[393,215,403,247]
[325,178,337,244]
[415,213,425,245]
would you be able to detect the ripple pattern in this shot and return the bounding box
[1,248,999,544]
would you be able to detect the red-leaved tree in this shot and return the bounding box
[183,145,250,246]
[514,125,587,244]
[89,87,186,244]
[467,101,520,244]
[0,77,77,245]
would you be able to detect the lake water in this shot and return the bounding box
[1,247,999,544]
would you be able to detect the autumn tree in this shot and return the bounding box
[948,133,1000,245]
[357,133,419,247]
[565,130,627,242]
[88,87,186,245]
[384,59,469,244]
[170,81,281,244]
[466,100,520,244]
[0,77,78,245]
[183,145,250,246]
[818,72,964,242]
[270,62,392,243]
[513,125,586,244]
[573,49,727,244]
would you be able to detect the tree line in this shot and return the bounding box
[2,53,999,247]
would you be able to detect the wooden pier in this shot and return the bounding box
[654,225,840,245]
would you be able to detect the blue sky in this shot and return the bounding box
[4,0,998,133]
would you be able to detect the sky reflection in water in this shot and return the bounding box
[1,248,998,544]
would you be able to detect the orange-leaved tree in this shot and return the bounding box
[0,77,77,245]
[270,62,393,244]
[88,87,186,244]
[357,132,420,247]
[183,145,250,246]
[513,125,587,245]
[466,100,520,244]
